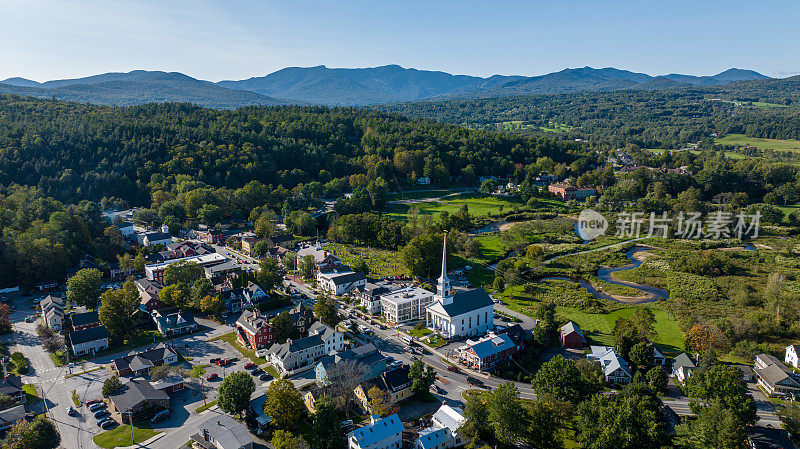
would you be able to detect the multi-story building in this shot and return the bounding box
[354,282,395,315]
[236,310,273,350]
[144,253,227,283]
[548,182,597,201]
[380,286,435,324]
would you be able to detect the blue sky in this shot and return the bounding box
[2,0,799,81]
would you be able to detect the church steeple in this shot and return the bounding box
[437,232,453,304]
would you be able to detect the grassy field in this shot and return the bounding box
[385,193,525,221]
[716,133,800,151]
[472,233,507,264]
[324,243,410,277]
[386,188,469,201]
[93,424,161,449]
[557,306,685,354]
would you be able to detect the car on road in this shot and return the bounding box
[94,410,110,419]
[259,373,271,381]
[89,403,106,412]
[466,376,484,387]
[243,362,256,369]
[205,373,218,381]
[447,366,460,373]
[101,420,117,430]
[66,406,77,416]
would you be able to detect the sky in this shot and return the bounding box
[2,0,799,82]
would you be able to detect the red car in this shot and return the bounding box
[447,366,459,373]
[243,362,256,369]
[205,373,218,381]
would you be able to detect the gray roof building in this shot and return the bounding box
[194,414,253,449]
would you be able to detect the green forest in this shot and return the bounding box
[380,78,800,148]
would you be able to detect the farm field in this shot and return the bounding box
[384,193,525,221]
[715,133,800,151]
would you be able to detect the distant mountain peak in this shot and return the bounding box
[0,65,776,109]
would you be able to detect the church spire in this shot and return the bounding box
[437,232,452,302]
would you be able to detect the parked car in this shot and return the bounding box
[66,406,77,416]
[209,358,220,364]
[94,410,110,419]
[251,368,263,375]
[25,316,36,323]
[101,420,117,430]
[259,373,270,381]
[205,373,218,381]
[341,419,354,428]
[390,360,403,368]
[243,362,256,369]
[85,399,102,406]
[151,409,170,424]
[216,358,230,366]
[96,417,112,427]
[89,403,106,412]
[447,366,459,373]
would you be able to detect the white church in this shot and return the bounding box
[426,233,495,338]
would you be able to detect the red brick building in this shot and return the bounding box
[236,310,273,349]
[548,182,597,200]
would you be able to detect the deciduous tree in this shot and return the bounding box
[218,371,256,418]
[66,268,103,308]
[264,378,304,429]
[311,396,343,449]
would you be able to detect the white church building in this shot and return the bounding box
[426,233,494,338]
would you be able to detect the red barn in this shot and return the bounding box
[560,322,586,348]
[236,310,273,349]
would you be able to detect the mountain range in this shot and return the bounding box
[0,65,771,108]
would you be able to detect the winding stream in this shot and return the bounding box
[540,246,667,304]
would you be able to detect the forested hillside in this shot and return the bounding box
[380,76,800,148]
[0,95,580,206]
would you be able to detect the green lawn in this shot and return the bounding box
[93,424,161,449]
[473,233,507,264]
[209,332,268,365]
[49,351,66,367]
[22,384,39,404]
[716,133,800,151]
[386,188,468,201]
[384,193,525,221]
[557,306,685,354]
[195,399,218,414]
[408,328,432,338]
